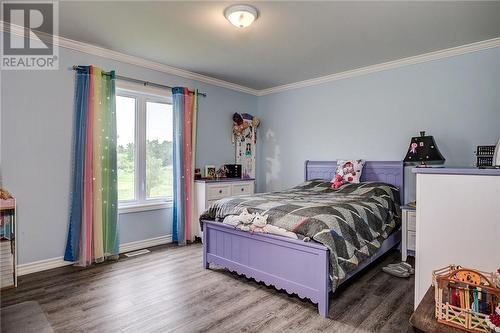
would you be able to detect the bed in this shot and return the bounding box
[201,160,404,317]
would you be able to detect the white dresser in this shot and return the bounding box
[413,167,500,309]
[194,178,255,233]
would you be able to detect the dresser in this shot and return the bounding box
[194,178,255,234]
[401,206,416,262]
[413,167,500,309]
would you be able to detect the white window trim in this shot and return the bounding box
[117,80,173,99]
[116,81,173,213]
[118,200,173,214]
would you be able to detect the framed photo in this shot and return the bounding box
[205,165,216,179]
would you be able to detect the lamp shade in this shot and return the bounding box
[403,131,445,165]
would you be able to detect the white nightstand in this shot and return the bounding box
[195,178,255,225]
[401,206,416,262]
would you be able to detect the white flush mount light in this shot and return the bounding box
[224,4,259,28]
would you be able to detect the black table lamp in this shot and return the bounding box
[403,131,445,166]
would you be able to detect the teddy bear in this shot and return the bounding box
[249,212,298,239]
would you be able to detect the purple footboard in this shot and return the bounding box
[203,221,330,316]
[202,160,404,317]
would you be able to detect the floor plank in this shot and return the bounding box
[1,243,415,332]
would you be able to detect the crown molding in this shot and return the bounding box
[256,37,500,96]
[0,22,260,96]
[2,21,499,97]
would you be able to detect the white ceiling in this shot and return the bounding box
[59,1,500,90]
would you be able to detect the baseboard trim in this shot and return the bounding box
[119,235,172,254]
[17,257,72,276]
[17,235,172,276]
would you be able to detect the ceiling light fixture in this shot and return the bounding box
[224,4,259,28]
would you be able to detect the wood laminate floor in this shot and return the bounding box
[0,243,415,333]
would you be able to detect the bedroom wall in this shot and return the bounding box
[1,33,257,265]
[256,47,500,202]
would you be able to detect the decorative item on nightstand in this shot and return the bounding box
[404,131,445,167]
[224,164,242,178]
[216,165,229,179]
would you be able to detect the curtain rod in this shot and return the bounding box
[71,66,206,97]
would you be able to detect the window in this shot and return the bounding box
[146,101,173,198]
[116,96,136,201]
[116,84,173,211]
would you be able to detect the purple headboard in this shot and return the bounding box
[304,160,404,203]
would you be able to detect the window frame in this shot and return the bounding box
[116,81,173,213]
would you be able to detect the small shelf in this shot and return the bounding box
[1,194,17,290]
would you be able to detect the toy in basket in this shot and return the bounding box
[485,305,500,332]
[433,265,500,332]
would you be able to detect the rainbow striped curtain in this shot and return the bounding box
[172,87,198,245]
[64,65,119,266]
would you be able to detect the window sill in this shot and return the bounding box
[119,201,172,214]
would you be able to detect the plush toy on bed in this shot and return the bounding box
[250,212,298,239]
[331,159,365,189]
[331,173,344,189]
[222,209,255,231]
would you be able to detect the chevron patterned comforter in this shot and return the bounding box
[200,180,401,290]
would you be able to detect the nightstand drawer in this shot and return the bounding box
[407,212,416,231]
[207,185,231,200]
[407,231,416,251]
[231,183,252,196]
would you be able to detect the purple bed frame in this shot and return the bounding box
[202,161,404,317]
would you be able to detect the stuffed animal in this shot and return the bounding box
[249,212,268,233]
[331,160,363,189]
[341,161,357,182]
[236,209,255,231]
[331,173,344,189]
[232,112,243,125]
[252,117,260,128]
[265,225,299,239]
[223,209,255,230]
[249,212,298,239]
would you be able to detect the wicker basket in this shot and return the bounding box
[433,265,500,332]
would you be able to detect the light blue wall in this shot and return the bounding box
[2,32,499,265]
[256,47,500,202]
[1,35,256,264]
